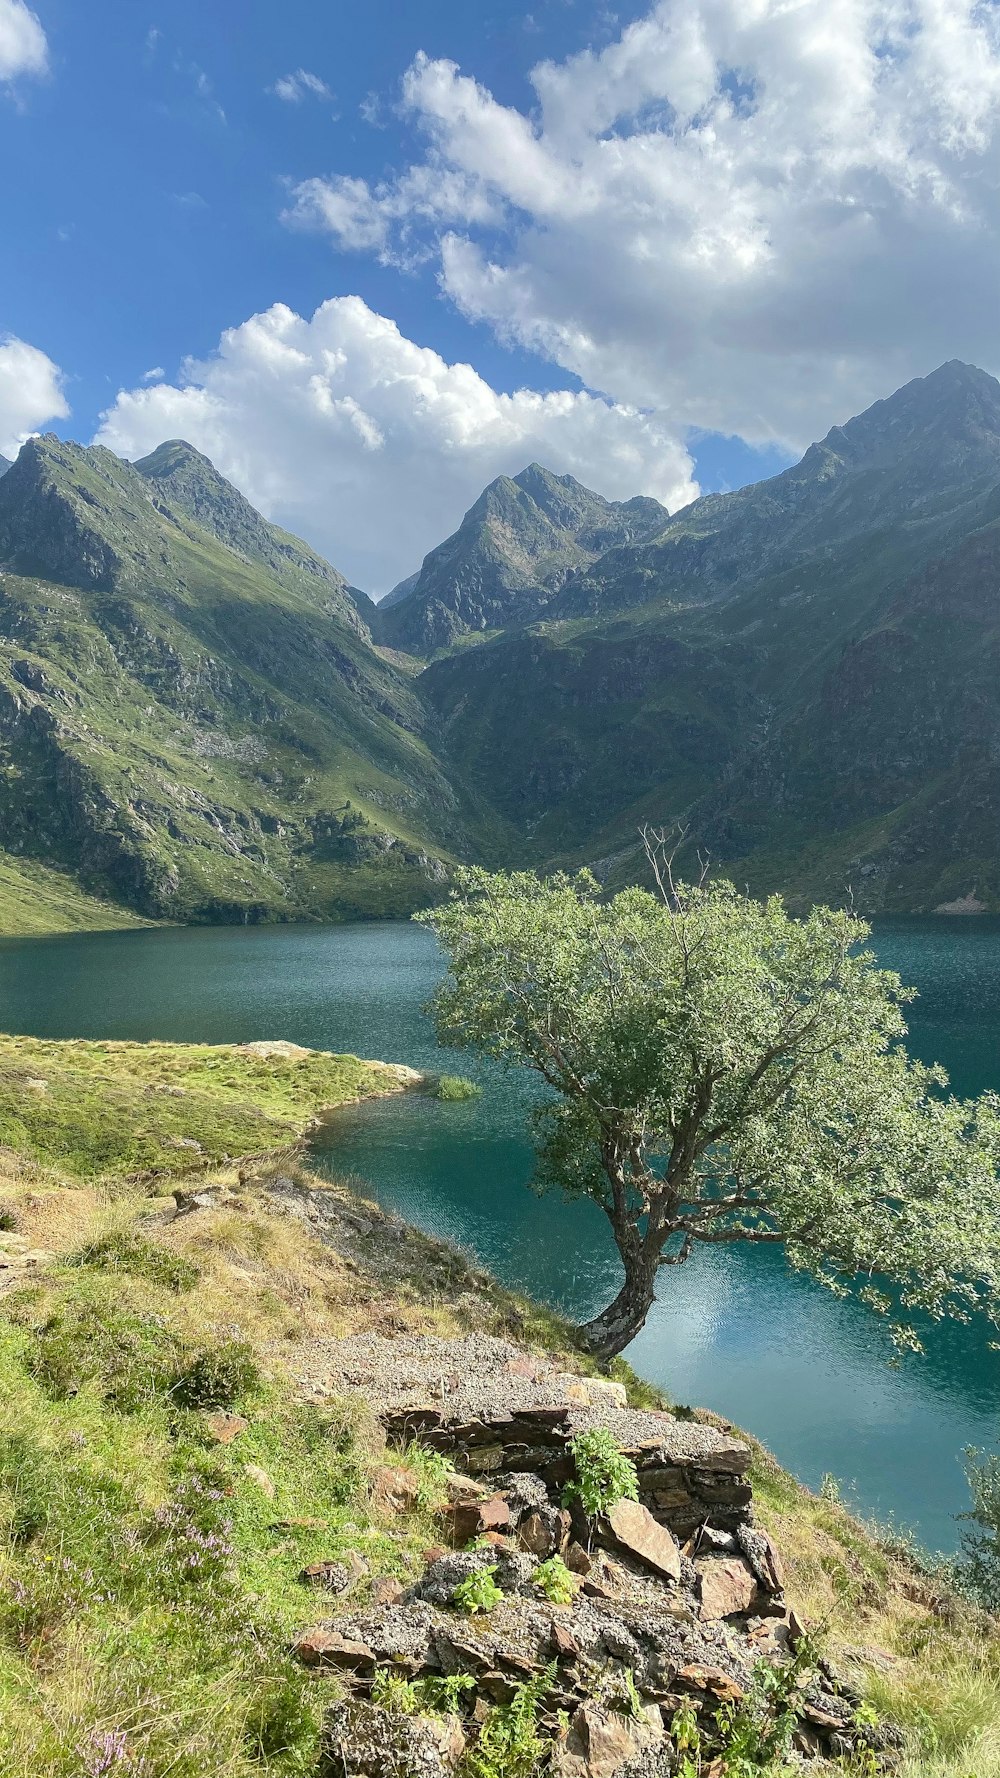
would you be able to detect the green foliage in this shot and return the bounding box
[421,867,1000,1354]
[461,1664,555,1778]
[401,1441,454,1508]
[25,1290,184,1410]
[534,1555,577,1604]
[563,1429,639,1520]
[452,1565,503,1615]
[67,1228,200,1293]
[170,1341,261,1410]
[371,1668,476,1717]
[954,1446,1000,1609]
[433,1074,482,1101]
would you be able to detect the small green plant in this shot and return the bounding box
[452,1564,503,1615]
[170,1339,260,1409]
[597,1665,644,1720]
[462,1665,554,1778]
[670,1700,702,1778]
[403,1441,454,1508]
[713,1639,818,1774]
[372,1669,476,1717]
[26,1296,182,1410]
[67,1228,200,1293]
[562,1428,639,1520]
[534,1555,577,1604]
[433,1075,482,1101]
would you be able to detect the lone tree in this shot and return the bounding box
[418,844,1000,1358]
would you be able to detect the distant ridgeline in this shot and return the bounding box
[5,359,1000,926]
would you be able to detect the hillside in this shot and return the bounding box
[0,435,492,924]
[421,362,1000,909]
[379,464,667,654]
[0,1033,995,1777]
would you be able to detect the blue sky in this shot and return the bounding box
[3,0,1000,591]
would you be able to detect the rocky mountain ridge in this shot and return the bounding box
[379,464,667,654]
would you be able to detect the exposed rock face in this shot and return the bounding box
[289,1333,752,1540]
[319,1698,465,1776]
[380,463,667,653]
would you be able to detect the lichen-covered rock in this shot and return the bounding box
[319,1699,465,1776]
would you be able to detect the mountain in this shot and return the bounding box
[0,434,489,923]
[0,456,10,478]
[421,362,1000,910]
[379,463,667,653]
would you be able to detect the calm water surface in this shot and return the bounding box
[2,914,1000,1551]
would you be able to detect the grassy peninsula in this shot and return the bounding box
[0,1036,997,1777]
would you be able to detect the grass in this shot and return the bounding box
[0,1035,412,1182]
[0,1034,998,1775]
[0,854,156,936]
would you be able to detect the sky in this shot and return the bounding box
[3,0,1000,593]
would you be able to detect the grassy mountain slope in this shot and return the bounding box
[0,436,490,923]
[422,363,1000,908]
[380,463,667,654]
[0,1039,997,1777]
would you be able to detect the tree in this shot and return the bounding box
[417,849,1000,1358]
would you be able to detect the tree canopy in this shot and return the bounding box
[419,863,1000,1357]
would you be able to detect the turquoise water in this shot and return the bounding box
[1,914,999,1550]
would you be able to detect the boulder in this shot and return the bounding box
[299,1552,368,1594]
[203,1411,249,1445]
[696,1556,759,1621]
[518,1505,570,1558]
[320,1699,465,1776]
[446,1491,511,1544]
[551,1699,664,1778]
[373,1465,422,1514]
[736,1524,786,1595]
[556,1374,629,1411]
[292,1628,375,1671]
[597,1498,682,1583]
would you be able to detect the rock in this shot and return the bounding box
[173,1184,221,1215]
[446,1492,511,1544]
[292,1627,376,1671]
[269,1516,329,1531]
[691,1526,737,1556]
[166,1136,203,1152]
[736,1524,786,1595]
[552,1699,664,1778]
[518,1506,570,1558]
[445,1473,490,1505]
[597,1498,682,1583]
[320,1698,465,1776]
[496,1472,549,1516]
[300,1552,368,1594]
[550,1621,580,1661]
[244,1464,276,1500]
[677,1664,745,1703]
[492,1550,539,1593]
[417,1548,498,1607]
[464,1443,505,1474]
[696,1556,759,1621]
[203,1411,249,1445]
[564,1542,592,1575]
[241,1040,313,1060]
[370,1576,405,1607]
[373,1465,421,1514]
[555,1373,629,1411]
[24,1077,48,1093]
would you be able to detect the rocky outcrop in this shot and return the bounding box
[296,1423,889,1777]
[290,1334,753,1539]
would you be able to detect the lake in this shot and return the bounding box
[2,913,1000,1552]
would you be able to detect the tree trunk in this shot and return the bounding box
[578,1247,659,1359]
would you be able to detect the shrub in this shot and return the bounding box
[955,1446,1000,1608]
[67,1228,200,1293]
[26,1297,182,1410]
[170,1339,260,1409]
[452,1565,503,1615]
[433,1075,482,1101]
[372,1669,475,1717]
[563,1429,639,1520]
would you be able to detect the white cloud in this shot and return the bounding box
[142,366,166,382]
[271,68,332,103]
[94,295,696,594]
[0,0,47,84]
[286,1,1000,448]
[0,336,68,457]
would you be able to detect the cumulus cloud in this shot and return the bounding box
[286,0,1000,448]
[271,68,332,103]
[95,296,696,594]
[0,336,68,457]
[0,0,47,84]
